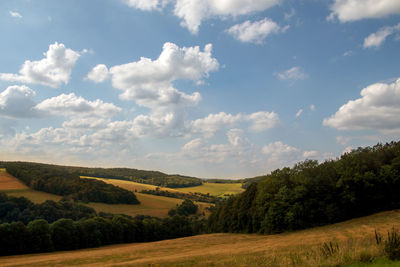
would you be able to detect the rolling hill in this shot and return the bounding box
[0,209,398,266]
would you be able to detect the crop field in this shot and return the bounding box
[0,210,399,266]
[177,182,244,197]
[82,176,244,198]
[0,170,29,190]
[81,176,182,193]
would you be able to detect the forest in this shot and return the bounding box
[1,162,139,204]
[0,193,202,256]
[208,141,400,234]
[64,165,203,188]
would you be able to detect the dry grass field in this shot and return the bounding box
[0,170,29,190]
[0,210,399,266]
[82,176,244,198]
[177,182,244,197]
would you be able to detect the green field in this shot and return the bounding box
[0,210,399,266]
[0,168,6,172]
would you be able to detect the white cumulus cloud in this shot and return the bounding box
[85,64,109,83]
[0,42,81,88]
[323,78,400,131]
[363,23,400,48]
[188,111,279,137]
[125,0,280,34]
[97,42,218,109]
[0,85,39,118]
[226,18,281,44]
[35,93,122,118]
[328,0,400,22]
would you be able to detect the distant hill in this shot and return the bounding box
[0,161,203,188]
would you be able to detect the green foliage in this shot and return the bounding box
[1,162,139,204]
[208,141,400,234]
[141,188,221,204]
[169,199,198,216]
[384,228,400,260]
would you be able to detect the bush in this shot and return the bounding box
[384,228,400,260]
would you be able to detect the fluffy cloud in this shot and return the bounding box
[85,64,109,83]
[363,23,400,48]
[226,18,282,44]
[276,66,307,80]
[9,11,22,18]
[125,0,280,34]
[323,78,400,131]
[0,85,39,118]
[91,42,218,109]
[35,93,121,118]
[328,0,400,22]
[189,111,279,137]
[0,42,80,88]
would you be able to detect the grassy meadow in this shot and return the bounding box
[0,210,399,266]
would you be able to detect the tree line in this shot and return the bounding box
[1,162,139,204]
[60,165,202,188]
[208,141,400,234]
[140,188,222,204]
[0,194,203,256]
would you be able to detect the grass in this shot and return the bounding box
[7,189,62,203]
[0,168,6,172]
[0,171,29,190]
[1,209,400,266]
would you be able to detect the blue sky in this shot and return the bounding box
[0,0,399,178]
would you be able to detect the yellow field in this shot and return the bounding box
[7,189,62,203]
[0,171,29,190]
[82,176,244,198]
[0,210,399,266]
[177,182,244,197]
[0,168,6,172]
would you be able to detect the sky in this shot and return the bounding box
[0,0,399,179]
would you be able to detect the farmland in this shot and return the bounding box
[0,209,399,266]
[82,176,244,197]
[0,171,208,217]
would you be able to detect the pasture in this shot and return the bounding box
[0,210,399,266]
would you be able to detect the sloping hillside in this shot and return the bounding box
[0,210,399,266]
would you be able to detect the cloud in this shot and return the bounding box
[85,64,109,83]
[295,109,303,118]
[188,111,279,137]
[35,93,122,118]
[124,0,166,11]
[125,0,280,34]
[9,11,22,18]
[97,42,218,109]
[328,0,400,22]
[276,66,307,80]
[226,18,282,44]
[0,85,39,118]
[323,78,400,131]
[0,42,81,88]
[363,23,400,48]
[310,104,315,111]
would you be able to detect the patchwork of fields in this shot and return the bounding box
[0,171,210,217]
[82,176,244,197]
